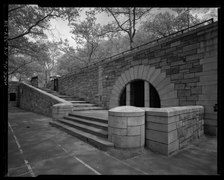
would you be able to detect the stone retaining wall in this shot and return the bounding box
[47,22,217,135]
[19,83,69,117]
[145,106,204,155]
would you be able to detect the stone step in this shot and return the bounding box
[72,107,105,111]
[62,97,84,101]
[58,118,108,138]
[64,115,108,131]
[72,103,96,107]
[50,121,114,151]
[69,112,108,124]
[69,101,88,104]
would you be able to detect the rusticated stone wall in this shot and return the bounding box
[47,21,217,136]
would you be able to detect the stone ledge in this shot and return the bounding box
[144,106,204,117]
[109,106,145,117]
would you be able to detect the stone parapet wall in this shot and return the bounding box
[19,83,68,117]
[145,106,204,155]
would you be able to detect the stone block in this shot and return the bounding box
[178,89,191,97]
[146,114,179,124]
[150,69,161,84]
[146,139,179,156]
[146,129,178,144]
[174,84,185,90]
[203,61,217,71]
[124,70,131,82]
[142,66,150,80]
[140,125,145,146]
[146,121,177,132]
[156,77,171,91]
[146,67,156,81]
[171,41,181,47]
[159,83,175,96]
[121,73,128,85]
[171,73,184,80]
[160,90,177,100]
[108,115,127,128]
[183,43,199,52]
[130,67,135,80]
[137,65,144,79]
[112,127,127,136]
[133,66,139,79]
[127,116,145,126]
[127,126,141,135]
[112,134,141,148]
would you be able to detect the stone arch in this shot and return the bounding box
[109,65,178,109]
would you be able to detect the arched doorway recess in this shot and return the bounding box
[109,65,178,109]
[119,79,161,108]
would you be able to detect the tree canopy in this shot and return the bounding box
[7,6,218,84]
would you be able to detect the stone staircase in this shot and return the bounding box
[40,88,114,150]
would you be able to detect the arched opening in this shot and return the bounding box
[119,80,161,108]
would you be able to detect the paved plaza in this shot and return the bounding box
[7,107,217,176]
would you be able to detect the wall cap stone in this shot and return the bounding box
[109,106,145,116]
[144,106,204,117]
[21,82,68,103]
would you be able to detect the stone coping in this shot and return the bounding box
[143,106,204,117]
[21,83,69,104]
[52,102,74,108]
[109,106,145,117]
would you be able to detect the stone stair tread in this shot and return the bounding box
[50,121,114,149]
[72,103,96,107]
[69,112,108,123]
[69,101,88,103]
[58,118,108,136]
[64,115,108,128]
[72,107,105,111]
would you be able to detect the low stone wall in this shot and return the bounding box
[19,83,72,117]
[145,106,204,155]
